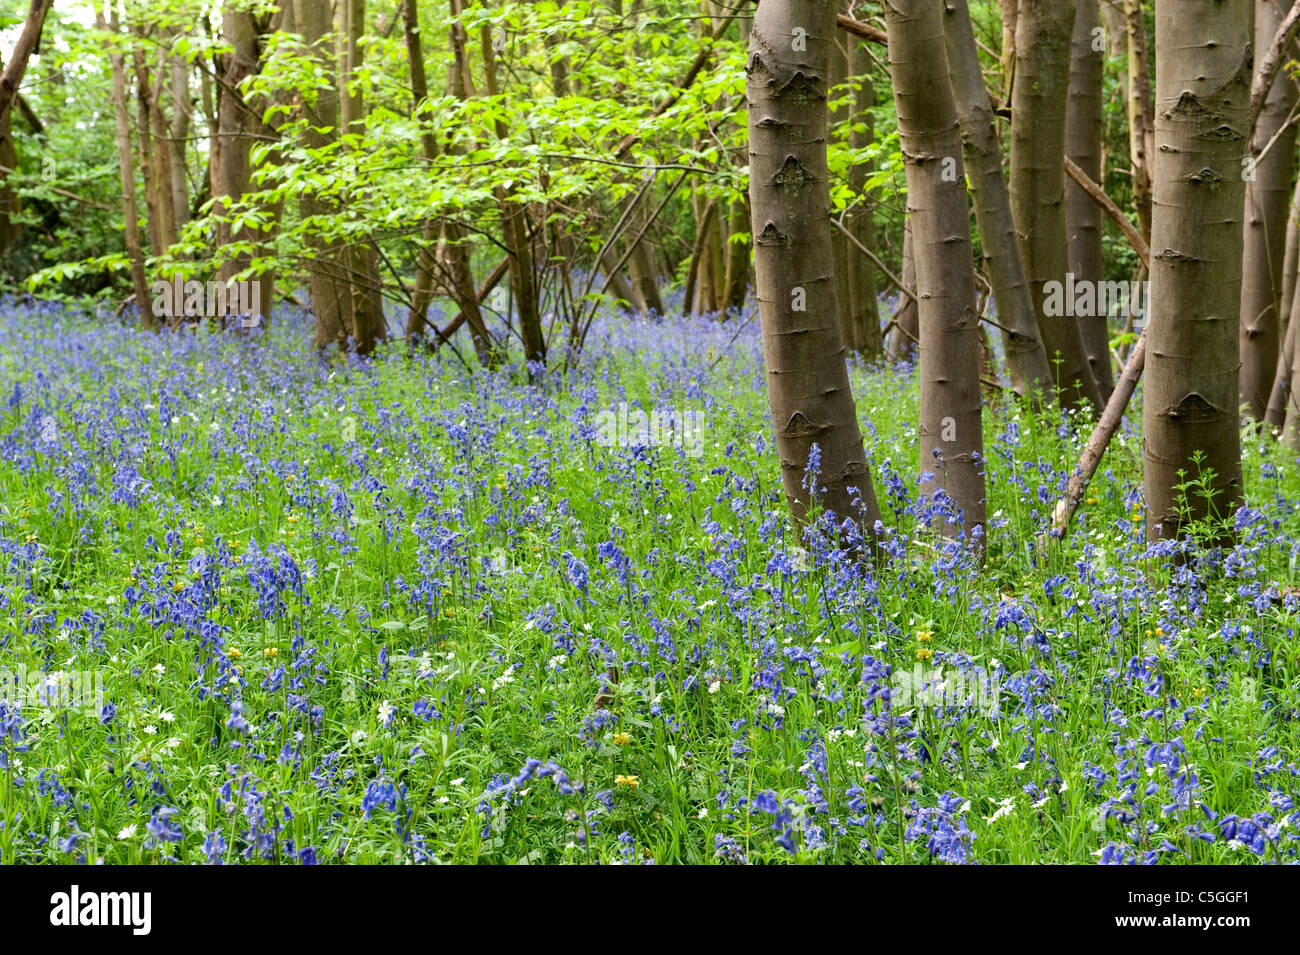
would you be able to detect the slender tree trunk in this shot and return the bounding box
[1144,0,1249,540]
[721,193,751,314]
[684,196,719,315]
[1123,0,1154,243]
[1280,194,1298,341]
[216,8,256,291]
[98,9,152,323]
[833,33,882,355]
[402,0,495,361]
[888,218,918,360]
[600,248,637,311]
[200,52,220,214]
[340,0,387,353]
[1066,0,1113,400]
[1010,0,1104,413]
[476,7,545,365]
[997,0,1017,102]
[943,0,1052,400]
[1271,296,1300,431]
[1240,0,1297,421]
[168,43,191,232]
[846,37,881,357]
[747,0,882,530]
[887,0,986,544]
[293,0,353,350]
[131,44,176,255]
[830,30,853,346]
[1267,174,1300,430]
[626,191,666,316]
[0,0,53,252]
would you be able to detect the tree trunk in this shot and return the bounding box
[168,43,192,232]
[0,0,53,252]
[1122,0,1154,243]
[292,0,353,351]
[1240,0,1297,421]
[1266,173,1300,430]
[886,0,986,544]
[888,218,919,360]
[216,9,257,293]
[943,0,1052,401]
[476,8,545,364]
[626,190,666,317]
[1271,295,1300,432]
[847,37,881,357]
[683,196,719,315]
[402,0,495,361]
[130,44,175,256]
[1066,0,1113,400]
[1143,0,1249,541]
[747,0,882,531]
[1280,191,1298,341]
[97,10,152,323]
[830,30,853,347]
[997,0,1017,102]
[721,193,751,314]
[1010,0,1103,414]
[836,33,882,356]
[340,0,387,353]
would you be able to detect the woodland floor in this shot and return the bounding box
[0,296,1296,864]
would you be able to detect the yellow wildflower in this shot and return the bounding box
[615,774,639,789]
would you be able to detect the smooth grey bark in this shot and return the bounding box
[1010,0,1104,414]
[1267,173,1300,430]
[292,0,354,351]
[886,0,986,543]
[888,218,918,360]
[340,0,387,353]
[97,8,151,323]
[1143,0,1249,540]
[215,10,257,288]
[1122,0,1154,243]
[1066,0,1113,400]
[943,0,1052,401]
[843,34,882,356]
[721,194,751,314]
[746,0,882,530]
[1272,290,1300,432]
[168,43,191,232]
[1240,0,1297,421]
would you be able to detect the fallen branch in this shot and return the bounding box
[1251,4,1300,133]
[1064,155,1150,268]
[836,14,888,46]
[832,216,916,303]
[1050,330,1146,540]
[1048,157,1154,540]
